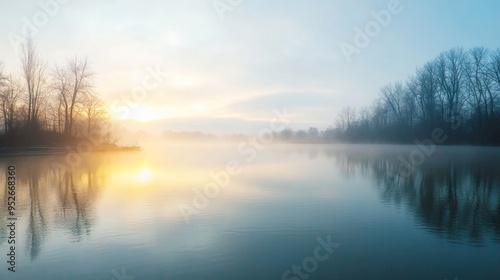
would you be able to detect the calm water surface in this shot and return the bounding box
[1,144,500,279]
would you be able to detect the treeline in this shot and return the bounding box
[334,47,500,145]
[229,46,500,145]
[0,38,110,147]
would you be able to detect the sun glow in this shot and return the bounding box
[112,103,163,122]
[137,166,152,183]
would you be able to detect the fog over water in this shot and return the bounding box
[1,143,499,279]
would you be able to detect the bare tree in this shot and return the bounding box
[82,93,107,141]
[407,60,440,129]
[436,48,467,139]
[381,83,402,125]
[66,57,93,136]
[336,106,357,132]
[464,47,494,134]
[19,37,48,131]
[51,65,71,134]
[487,49,500,113]
[307,127,320,139]
[52,56,93,136]
[0,63,5,84]
[0,76,22,134]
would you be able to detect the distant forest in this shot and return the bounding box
[273,47,500,145]
[0,38,110,147]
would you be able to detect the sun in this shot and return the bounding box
[136,166,152,183]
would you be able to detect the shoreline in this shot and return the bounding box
[0,145,141,157]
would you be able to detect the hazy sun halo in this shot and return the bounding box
[113,103,164,122]
[137,166,152,183]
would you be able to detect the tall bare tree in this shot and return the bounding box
[52,56,93,136]
[52,65,71,134]
[464,47,494,133]
[336,106,357,132]
[436,48,467,140]
[0,76,22,134]
[487,49,500,113]
[82,93,107,141]
[408,60,440,130]
[19,37,48,131]
[67,57,93,136]
[381,82,408,127]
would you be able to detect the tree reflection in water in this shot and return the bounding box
[0,155,108,260]
[332,145,500,245]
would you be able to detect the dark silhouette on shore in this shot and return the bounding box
[0,38,115,152]
[221,47,500,145]
[333,47,500,145]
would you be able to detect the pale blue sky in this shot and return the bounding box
[1,0,499,133]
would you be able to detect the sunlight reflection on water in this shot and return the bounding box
[0,144,499,279]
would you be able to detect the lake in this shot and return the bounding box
[1,143,500,279]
